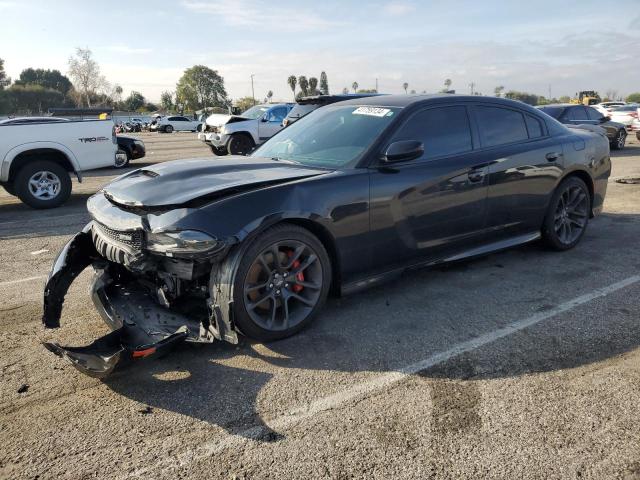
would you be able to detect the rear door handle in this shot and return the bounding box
[546,152,563,162]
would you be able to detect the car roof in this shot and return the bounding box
[296,93,385,105]
[334,94,549,113]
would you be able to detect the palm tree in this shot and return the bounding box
[444,78,452,91]
[352,81,359,93]
[287,75,297,101]
[308,77,318,95]
[403,82,408,94]
[266,90,273,103]
[342,87,349,94]
[298,76,309,96]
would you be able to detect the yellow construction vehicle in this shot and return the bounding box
[570,91,601,106]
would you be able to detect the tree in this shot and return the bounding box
[2,84,70,114]
[15,68,72,95]
[124,91,146,111]
[235,96,256,113]
[357,89,378,93]
[403,82,408,94]
[298,76,309,96]
[410,89,416,94]
[504,90,539,106]
[176,65,229,112]
[160,91,174,111]
[444,78,452,91]
[625,92,640,103]
[605,89,618,101]
[308,77,318,95]
[342,87,349,94]
[67,48,108,107]
[112,85,123,106]
[558,95,571,103]
[287,75,297,100]
[266,90,273,103]
[352,81,359,93]
[494,85,505,97]
[319,71,329,95]
[0,58,10,90]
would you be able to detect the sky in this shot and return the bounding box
[1,0,639,103]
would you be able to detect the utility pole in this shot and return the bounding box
[375,78,378,93]
[250,74,255,106]
[469,82,475,95]
[548,84,552,100]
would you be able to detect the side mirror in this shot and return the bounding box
[261,116,269,122]
[383,140,424,163]
[600,116,610,123]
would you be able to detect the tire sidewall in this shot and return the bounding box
[165,125,173,133]
[227,134,255,156]
[542,176,590,250]
[231,224,332,342]
[14,160,72,209]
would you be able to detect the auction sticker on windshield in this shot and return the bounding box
[352,107,392,117]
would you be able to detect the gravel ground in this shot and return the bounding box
[0,132,639,480]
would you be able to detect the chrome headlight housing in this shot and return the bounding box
[146,230,221,256]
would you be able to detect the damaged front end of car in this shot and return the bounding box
[42,202,242,378]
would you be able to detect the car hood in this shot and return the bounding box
[102,156,329,208]
[205,114,255,127]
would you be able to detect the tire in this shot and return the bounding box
[542,176,590,251]
[114,149,131,169]
[2,182,16,196]
[209,144,227,156]
[232,224,332,342]
[227,133,255,156]
[14,160,72,209]
[165,125,174,133]
[610,129,626,150]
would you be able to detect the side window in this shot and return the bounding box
[167,116,177,121]
[267,107,287,122]
[586,107,603,121]
[475,106,528,147]
[391,106,472,159]
[525,115,544,138]
[569,107,588,121]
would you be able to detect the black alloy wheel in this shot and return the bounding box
[233,225,331,341]
[542,177,590,250]
[227,134,255,156]
[611,129,626,150]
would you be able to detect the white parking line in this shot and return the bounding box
[124,273,640,478]
[0,275,46,287]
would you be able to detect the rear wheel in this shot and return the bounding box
[227,133,255,156]
[165,125,174,133]
[542,177,590,250]
[232,224,331,342]
[611,129,626,150]
[2,182,16,196]
[14,160,72,209]
[114,149,131,168]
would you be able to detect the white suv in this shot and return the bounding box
[154,115,202,133]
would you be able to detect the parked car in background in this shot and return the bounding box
[609,104,639,129]
[0,119,125,208]
[199,103,294,155]
[282,94,383,127]
[154,115,202,133]
[42,95,611,376]
[115,135,146,168]
[537,104,627,149]
[593,101,626,116]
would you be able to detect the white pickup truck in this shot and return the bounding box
[0,118,125,208]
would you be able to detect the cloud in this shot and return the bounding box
[0,1,18,9]
[181,0,347,30]
[382,1,415,16]
[106,45,153,55]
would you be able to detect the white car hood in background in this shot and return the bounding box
[205,114,232,127]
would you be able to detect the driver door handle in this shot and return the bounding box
[468,169,486,183]
[546,152,563,162]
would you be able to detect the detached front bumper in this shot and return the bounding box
[41,226,238,377]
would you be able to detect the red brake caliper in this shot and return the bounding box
[287,250,305,292]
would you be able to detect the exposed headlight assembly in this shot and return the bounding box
[146,230,221,256]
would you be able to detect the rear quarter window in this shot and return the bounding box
[475,106,529,147]
[525,115,544,138]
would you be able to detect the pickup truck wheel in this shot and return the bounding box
[209,144,227,156]
[2,182,16,196]
[165,125,174,133]
[114,149,131,168]
[15,160,71,209]
[227,133,255,156]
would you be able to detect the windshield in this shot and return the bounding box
[287,104,318,119]
[253,105,400,168]
[240,106,269,119]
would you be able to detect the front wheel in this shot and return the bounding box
[209,144,227,156]
[232,224,332,342]
[165,125,174,133]
[611,129,626,150]
[14,160,72,209]
[542,177,590,250]
[227,133,255,156]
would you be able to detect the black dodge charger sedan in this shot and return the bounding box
[42,95,611,376]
